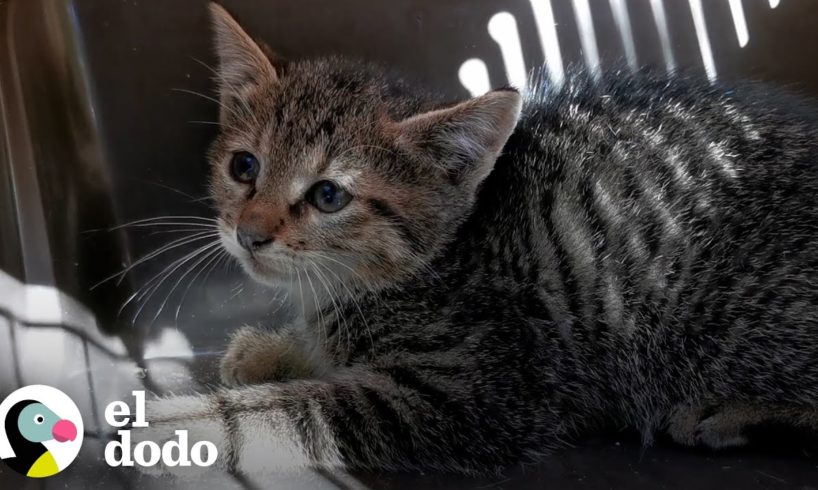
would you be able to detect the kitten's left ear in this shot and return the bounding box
[209,3,277,97]
[392,89,522,192]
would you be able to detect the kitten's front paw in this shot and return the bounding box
[220,326,319,386]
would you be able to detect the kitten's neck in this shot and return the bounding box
[285,271,367,323]
[430,157,533,288]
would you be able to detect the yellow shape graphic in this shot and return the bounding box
[27,451,60,478]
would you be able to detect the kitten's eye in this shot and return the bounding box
[307,180,352,213]
[230,151,260,183]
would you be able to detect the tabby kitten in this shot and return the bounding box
[138,3,818,475]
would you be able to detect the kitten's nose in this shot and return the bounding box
[236,223,274,251]
[237,201,278,251]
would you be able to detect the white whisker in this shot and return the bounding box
[190,56,257,124]
[150,245,224,326]
[173,247,228,326]
[302,266,327,346]
[311,259,373,352]
[92,230,220,289]
[171,87,246,122]
[296,268,306,321]
[308,260,347,352]
[127,240,221,324]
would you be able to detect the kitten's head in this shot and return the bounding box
[207,3,521,296]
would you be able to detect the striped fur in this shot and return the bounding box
[134,4,818,476]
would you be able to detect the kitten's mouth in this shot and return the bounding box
[219,227,289,284]
[238,252,295,286]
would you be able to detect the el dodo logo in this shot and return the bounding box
[0,385,83,478]
[104,390,218,469]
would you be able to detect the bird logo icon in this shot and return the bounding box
[0,385,83,478]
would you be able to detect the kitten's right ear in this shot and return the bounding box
[391,89,522,194]
[209,3,277,98]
